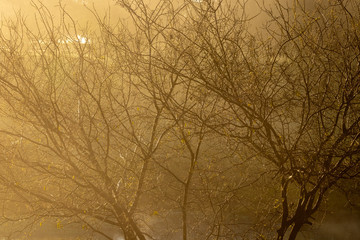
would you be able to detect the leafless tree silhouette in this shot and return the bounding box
[0,0,359,239]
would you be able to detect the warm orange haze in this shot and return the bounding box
[0,0,359,239]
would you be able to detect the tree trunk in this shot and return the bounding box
[277,226,288,240]
[288,222,302,240]
[124,227,138,240]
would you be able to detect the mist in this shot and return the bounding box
[0,0,359,240]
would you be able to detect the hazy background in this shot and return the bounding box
[0,0,359,239]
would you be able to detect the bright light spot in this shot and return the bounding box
[77,35,89,44]
[57,35,90,44]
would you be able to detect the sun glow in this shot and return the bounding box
[57,35,91,44]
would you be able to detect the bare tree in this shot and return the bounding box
[0,0,359,240]
[146,0,360,239]
[0,1,177,239]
